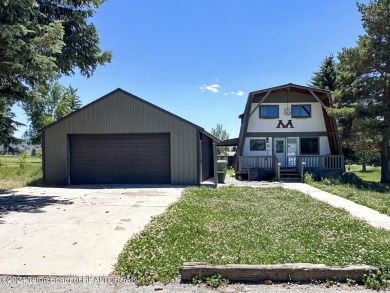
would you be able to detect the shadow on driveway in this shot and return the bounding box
[0,193,73,223]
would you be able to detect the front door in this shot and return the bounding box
[274,138,286,167]
[287,138,297,167]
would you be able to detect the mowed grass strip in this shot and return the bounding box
[116,186,390,285]
[0,155,42,191]
[0,155,41,165]
[307,167,390,217]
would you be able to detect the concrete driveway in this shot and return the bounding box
[0,186,182,276]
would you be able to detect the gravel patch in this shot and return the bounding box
[0,278,377,293]
[221,174,282,188]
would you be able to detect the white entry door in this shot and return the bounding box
[274,138,286,167]
[287,138,297,167]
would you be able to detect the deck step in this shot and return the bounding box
[281,177,302,183]
[280,169,302,182]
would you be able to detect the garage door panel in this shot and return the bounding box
[70,134,171,184]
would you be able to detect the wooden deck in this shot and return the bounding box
[237,155,344,181]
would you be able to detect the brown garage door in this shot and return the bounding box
[69,134,171,184]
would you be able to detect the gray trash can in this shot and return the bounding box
[217,160,228,183]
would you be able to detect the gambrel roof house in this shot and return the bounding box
[233,83,344,182]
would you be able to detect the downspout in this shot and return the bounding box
[41,129,46,183]
[196,131,201,185]
[213,141,218,187]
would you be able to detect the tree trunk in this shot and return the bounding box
[382,86,390,183]
[362,162,367,172]
[381,135,390,183]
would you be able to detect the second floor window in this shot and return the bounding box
[292,105,311,118]
[259,105,279,118]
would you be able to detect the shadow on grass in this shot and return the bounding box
[27,177,45,187]
[341,175,390,193]
[0,193,73,223]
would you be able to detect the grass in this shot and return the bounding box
[0,155,43,191]
[117,186,390,285]
[226,167,235,177]
[346,165,381,182]
[307,166,390,217]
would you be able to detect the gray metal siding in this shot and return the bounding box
[44,91,198,185]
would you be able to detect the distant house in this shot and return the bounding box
[0,142,41,156]
[225,83,344,181]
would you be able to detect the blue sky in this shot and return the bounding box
[14,0,368,139]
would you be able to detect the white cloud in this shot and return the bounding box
[231,91,244,96]
[199,84,220,93]
[223,93,229,96]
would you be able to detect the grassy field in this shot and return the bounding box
[346,165,381,182]
[308,165,390,217]
[117,186,390,285]
[0,155,43,191]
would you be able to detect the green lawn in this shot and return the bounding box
[346,165,381,182]
[308,166,390,217]
[117,186,390,285]
[0,155,43,191]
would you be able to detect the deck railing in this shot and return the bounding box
[238,155,344,174]
[297,155,344,171]
[238,155,281,180]
[273,156,281,181]
[238,156,274,172]
[297,157,305,181]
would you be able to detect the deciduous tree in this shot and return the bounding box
[211,124,230,155]
[23,82,82,145]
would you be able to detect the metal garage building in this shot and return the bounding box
[42,88,218,185]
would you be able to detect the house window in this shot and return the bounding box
[292,105,311,118]
[300,138,319,154]
[259,105,279,118]
[250,139,266,151]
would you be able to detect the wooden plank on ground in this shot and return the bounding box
[180,262,377,282]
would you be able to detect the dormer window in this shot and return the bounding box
[292,105,311,118]
[259,105,279,119]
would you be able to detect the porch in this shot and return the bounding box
[237,155,345,182]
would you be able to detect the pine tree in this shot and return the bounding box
[309,55,339,91]
[0,99,24,154]
[0,0,112,105]
[335,0,390,183]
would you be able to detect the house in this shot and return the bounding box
[0,142,41,156]
[42,88,219,186]
[231,83,344,181]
